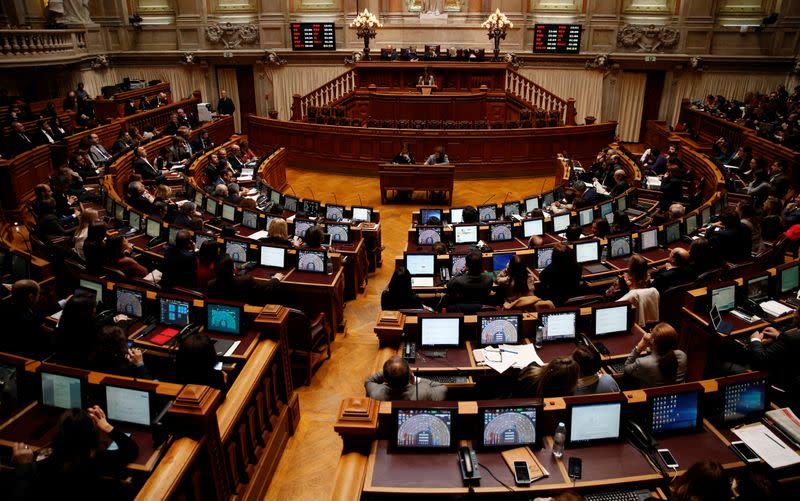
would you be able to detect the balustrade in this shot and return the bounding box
[0,29,87,60]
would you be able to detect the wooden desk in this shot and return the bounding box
[282,267,346,333]
[379,163,454,204]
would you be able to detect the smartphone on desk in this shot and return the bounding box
[513,460,531,485]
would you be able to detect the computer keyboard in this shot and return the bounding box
[585,489,651,501]
[607,362,625,374]
[424,374,468,384]
[420,349,448,358]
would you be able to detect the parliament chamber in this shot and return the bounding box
[1,1,800,501]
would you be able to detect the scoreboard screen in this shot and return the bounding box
[533,24,581,54]
[291,22,336,51]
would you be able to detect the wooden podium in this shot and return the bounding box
[416,84,437,95]
[378,163,454,204]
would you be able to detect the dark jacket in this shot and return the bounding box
[659,176,683,210]
[749,332,800,394]
[133,157,161,180]
[381,289,424,311]
[208,275,281,305]
[536,264,581,306]
[708,223,752,262]
[127,194,154,214]
[650,265,695,294]
[37,213,76,241]
[160,246,198,289]
[446,272,493,305]
[217,97,235,115]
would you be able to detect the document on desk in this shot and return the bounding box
[247,230,270,241]
[759,300,794,318]
[473,344,544,374]
[733,424,800,469]
[592,180,609,196]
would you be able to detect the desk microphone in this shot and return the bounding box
[307,187,316,201]
[479,194,495,206]
[501,191,511,205]
[415,366,419,400]
[358,193,363,206]
[288,184,298,197]
[331,192,338,205]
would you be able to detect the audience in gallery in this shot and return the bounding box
[445,249,494,308]
[571,345,620,395]
[623,322,687,388]
[612,254,660,327]
[590,217,611,239]
[536,243,581,307]
[36,197,76,241]
[208,254,283,305]
[126,180,155,214]
[381,267,426,311]
[365,355,447,401]
[176,332,227,392]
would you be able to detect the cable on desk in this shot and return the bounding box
[477,461,514,492]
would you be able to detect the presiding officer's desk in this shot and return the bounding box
[379,163,455,204]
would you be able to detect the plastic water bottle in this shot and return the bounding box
[553,422,566,458]
[535,325,544,349]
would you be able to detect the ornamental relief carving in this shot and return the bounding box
[616,24,680,52]
[206,22,259,49]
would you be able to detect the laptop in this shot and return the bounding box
[710,304,733,335]
[575,240,611,274]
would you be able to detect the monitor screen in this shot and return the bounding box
[503,202,521,218]
[297,249,326,273]
[617,195,627,211]
[780,265,799,293]
[79,278,104,304]
[41,371,82,409]
[420,316,460,346]
[578,208,594,227]
[168,226,180,246]
[145,219,161,239]
[600,202,613,219]
[105,385,150,426]
[269,189,282,204]
[225,240,248,264]
[417,226,442,245]
[575,241,599,264]
[327,223,350,243]
[406,254,435,276]
[325,204,345,221]
[351,206,372,222]
[259,245,286,268]
[537,247,553,269]
[159,297,191,327]
[221,204,236,222]
[523,219,544,237]
[489,223,513,242]
[640,228,658,251]
[479,205,497,222]
[525,196,540,212]
[710,285,736,313]
[665,222,681,245]
[552,213,570,233]
[284,195,299,213]
[451,254,467,276]
[449,208,464,224]
[481,406,538,447]
[207,302,241,335]
[194,191,204,207]
[594,304,629,336]
[302,199,321,217]
[454,225,478,244]
[114,203,126,223]
[609,235,632,258]
[195,233,214,248]
[541,192,555,208]
[720,379,766,424]
[685,214,698,235]
[569,402,622,443]
[116,287,144,318]
[396,408,452,448]
[129,211,141,231]
[294,219,314,238]
[492,253,514,272]
[241,210,258,229]
[701,206,711,226]
[479,314,520,345]
[746,275,770,301]
[650,391,700,435]
[420,208,443,225]
[541,310,576,341]
[205,197,217,216]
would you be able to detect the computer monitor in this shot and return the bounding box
[479,204,497,222]
[325,204,345,221]
[479,403,541,448]
[639,228,658,251]
[664,222,681,245]
[575,240,600,264]
[718,376,767,424]
[616,195,627,212]
[524,196,540,212]
[541,192,555,208]
[40,368,85,410]
[568,400,622,445]
[710,284,736,313]
[540,309,577,341]
[503,202,521,218]
[195,233,214,248]
[419,315,461,347]
[701,206,712,226]
[492,253,514,272]
[269,189,282,205]
[592,303,631,337]
[259,245,286,268]
[221,203,236,223]
[395,406,453,449]
[648,388,702,435]
[294,218,315,238]
[283,195,299,213]
[145,218,161,239]
[105,384,152,426]
[326,223,350,243]
[489,222,513,242]
[449,207,464,224]
[114,203,126,223]
[451,254,467,276]
[79,278,104,305]
[116,286,144,318]
[600,201,613,220]
[608,234,633,259]
[745,274,770,302]
[536,246,554,270]
[168,226,180,246]
[206,301,242,335]
[105,196,115,214]
[159,296,191,327]
[302,199,321,217]
[297,249,327,273]
[454,225,479,244]
[225,240,248,264]
[405,253,435,276]
[523,218,544,237]
[417,226,443,245]
[779,264,799,294]
[552,213,570,233]
[478,313,521,345]
[205,197,218,216]
[241,210,259,230]
[129,211,141,231]
[420,208,443,225]
[684,214,698,235]
[194,191,204,207]
[578,208,594,227]
[351,206,372,223]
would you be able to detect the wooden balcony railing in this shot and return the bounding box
[505,69,576,126]
[0,29,87,63]
[293,69,356,120]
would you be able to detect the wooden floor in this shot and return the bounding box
[264,167,556,500]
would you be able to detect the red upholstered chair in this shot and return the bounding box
[474,120,487,129]
[507,121,519,129]
[458,121,471,129]
[286,308,332,386]
[490,121,504,129]
[397,119,410,129]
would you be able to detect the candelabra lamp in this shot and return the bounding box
[350,9,383,61]
[482,9,513,62]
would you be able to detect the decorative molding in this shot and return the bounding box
[259,50,287,67]
[585,53,611,71]
[181,51,196,64]
[90,54,110,69]
[689,56,704,71]
[504,52,522,69]
[344,50,363,65]
[617,24,680,52]
[206,21,258,49]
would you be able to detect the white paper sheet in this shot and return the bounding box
[732,424,800,469]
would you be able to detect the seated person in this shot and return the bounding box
[132,146,163,181]
[197,240,221,290]
[564,224,582,242]
[706,210,752,262]
[461,205,479,223]
[623,322,687,388]
[172,201,200,228]
[495,255,552,310]
[365,356,447,401]
[36,197,76,241]
[650,248,694,293]
[659,163,684,211]
[392,143,415,164]
[160,230,198,290]
[612,254,659,326]
[191,128,215,152]
[261,218,293,246]
[591,218,611,239]
[381,267,425,311]
[208,254,283,305]
[424,146,449,165]
[126,181,155,214]
[299,225,325,249]
[54,294,100,368]
[670,461,730,501]
[517,356,580,398]
[0,279,57,358]
[536,243,582,306]
[609,169,630,197]
[446,250,493,307]
[89,325,149,379]
[105,234,149,279]
[572,345,620,395]
[176,332,227,392]
[748,309,800,407]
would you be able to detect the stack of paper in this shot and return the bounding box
[247,230,270,241]
[473,344,544,374]
[759,300,794,317]
[732,424,800,469]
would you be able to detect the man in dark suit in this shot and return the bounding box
[217,90,235,116]
[0,280,55,358]
[126,181,155,214]
[446,250,493,307]
[33,120,56,146]
[574,180,598,206]
[650,248,694,293]
[6,121,34,156]
[191,129,214,152]
[160,230,198,290]
[769,159,791,199]
[707,210,752,262]
[132,146,163,181]
[609,169,630,197]
[749,309,800,408]
[227,144,245,175]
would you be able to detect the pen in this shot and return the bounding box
[764,432,785,449]
[499,349,517,354]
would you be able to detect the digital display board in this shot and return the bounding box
[533,24,581,53]
[291,23,336,51]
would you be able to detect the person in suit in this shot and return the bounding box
[62,90,79,111]
[573,180,598,206]
[706,210,752,262]
[105,234,149,279]
[132,146,163,181]
[650,248,694,293]
[164,114,181,136]
[225,183,243,205]
[87,133,112,166]
[125,181,155,214]
[217,90,235,116]
[536,243,582,306]
[191,128,214,152]
[160,230,198,290]
[208,254,283,305]
[609,169,630,197]
[167,136,192,165]
[36,197,76,241]
[659,163,684,211]
[768,159,791,199]
[6,121,33,156]
[111,131,134,154]
[517,356,580,398]
[748,309,800,407]
[424,146,449,165]
[623,322,687,388]
[0,280,55,358]
[364,356,447,401]
[33,119,57,146]
[446,249,493,307]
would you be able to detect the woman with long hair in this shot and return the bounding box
[536,243,582,306]
[623,322,687,388]
[495,255,552,310]
[73,208,100,260]
[381,266,425,310]
[518,356,580,397]
[105,234,148,278]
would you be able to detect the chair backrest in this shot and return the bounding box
[695,267,724,287]
[659,282,694,330]
[563,294,604,307]
[722,260,758,280]
[286,307,312,350]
